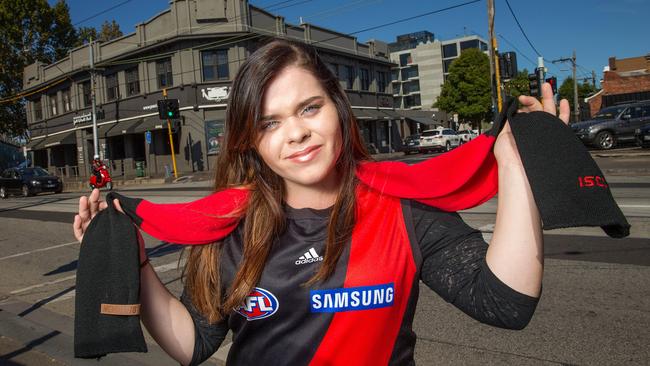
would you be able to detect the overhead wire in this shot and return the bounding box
[503,0,541,57]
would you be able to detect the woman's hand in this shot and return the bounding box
[73,188,123,243]
[493,82,571,166]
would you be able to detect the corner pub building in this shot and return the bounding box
[22,0,427,181]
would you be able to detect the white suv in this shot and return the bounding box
[419,128,461,153]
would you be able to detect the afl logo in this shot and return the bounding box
[234,287,279,321]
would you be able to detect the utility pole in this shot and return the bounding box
[487,0,503,115]
[592,70,597,88]
[552,50,580,122]
[89,38,99,159]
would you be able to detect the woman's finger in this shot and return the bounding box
[113,199,125,214]
[518,95,542,113]
[540,83,556,116]
[73,214,84,243]
[78,196,90,223]
[89,189,101,218]
[559,99,571,124]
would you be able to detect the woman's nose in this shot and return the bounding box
[285,117,311,144]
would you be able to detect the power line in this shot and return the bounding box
[503,0,542,57]
[314,0,481,45]
[73,0,134,27]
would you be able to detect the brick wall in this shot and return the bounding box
[588,71,650,116]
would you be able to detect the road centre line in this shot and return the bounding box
[0,241,80,261]
[618,204,650,208]
[10,260,184,297]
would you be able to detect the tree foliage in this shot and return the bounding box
[0,0,77,136]
[434,48,492,128]
[0,0,123,137]
[558,77,599,113]
[503,69,530,98]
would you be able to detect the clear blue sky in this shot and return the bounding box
[57,0,650,87]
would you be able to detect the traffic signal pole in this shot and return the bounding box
[162,89,178,179]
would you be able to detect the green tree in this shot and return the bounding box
[0,0,77,136]
[98,20,123,42]
[558,77,599,115]
[434,48,492,129]
[503,69,530,98]
[75,26,98,46]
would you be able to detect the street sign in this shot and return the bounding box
[145,130,151,144]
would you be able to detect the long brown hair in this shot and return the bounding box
[183,39,370,323]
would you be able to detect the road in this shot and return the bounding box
[1,150,649,365]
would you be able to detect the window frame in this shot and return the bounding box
[156,58,173,89]
[201,49,230,82]
[79,81,92,108]
[48,93,58,116]
[125,67,140,97]
[105,73,119,101]
[62,88,72,112]
[33,98,43,121]
[360,67,370,91]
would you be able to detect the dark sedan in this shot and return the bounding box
[0,167,63,198]
[400,134,421,155]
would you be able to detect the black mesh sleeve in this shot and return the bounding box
[180,290,229,366]
[410,201,540,330]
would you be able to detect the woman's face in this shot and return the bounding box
[256,65,343,201]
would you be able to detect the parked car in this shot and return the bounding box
[400,134,421,155]
[636,123,650,148]
[419,128,461,153]
[457,129,478,144]
[0,167,62,198]
[571,101,650,150]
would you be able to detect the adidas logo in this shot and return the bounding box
[295,247,324,265]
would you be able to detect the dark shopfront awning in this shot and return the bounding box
[27,131,76,151]
[98,119,144,138]
[406,116,439,126]
[353,108,391,120]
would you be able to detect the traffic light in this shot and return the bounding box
[157,99,180,120]
[528,73,540,97]
[545,76,558,94]
[499,52,518,80]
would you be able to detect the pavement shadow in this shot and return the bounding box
[0,195,72,213]
[42,242,184,276]
[18,286,75,317]
[0,330,60,363]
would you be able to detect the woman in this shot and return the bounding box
[74,39,569,365]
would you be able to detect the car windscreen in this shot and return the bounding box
[421,130,440,137]
[594,106,625,120]
[19,168,50,177]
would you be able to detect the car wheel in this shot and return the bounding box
[0,186,7,199]
[596,131,615,150]
[21,184,31,197]
[445,142,451,152]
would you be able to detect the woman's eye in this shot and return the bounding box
[261,120,279,130]
[302,104,321,115]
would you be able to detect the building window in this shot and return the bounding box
[391,69,399,81]
[49,93,57,116]
[62,88,71,112]
[328,63,339,77]
[399,53,412,67]
[80,81,91,108]
[376,71,387,93]
[156,58,173,89]
[202,49,229,81]
[340,65,355,89]
[393,98,401,109]
[33,98,43,121]
[404,94,421,108]
[360,68,370,91]
[443,43,457,58]
[402,65,419,80]
[460,39,479,52]
[106,73,119,101]
[443,59,455,73]
[125,67,140,96]
[403,81,420,94]
[480,41,488,51]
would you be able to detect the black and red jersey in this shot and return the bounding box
[180,186,539,366]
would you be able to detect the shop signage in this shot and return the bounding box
[201,86,229,102]
[73,113,92,125]
[143,104,158,111]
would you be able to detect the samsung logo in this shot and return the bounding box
[310,283,394,313]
